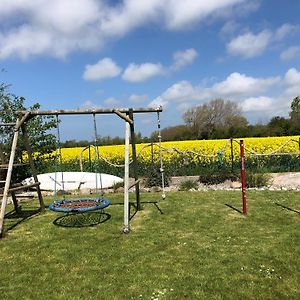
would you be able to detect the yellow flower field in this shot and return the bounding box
[58,136,300,164]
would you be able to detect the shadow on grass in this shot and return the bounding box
[4,207,42,233]
[142,201,164,215]
[275,203,300,214]
[225,204,243,214]
[110,201,164,221]
[53,211,111,227]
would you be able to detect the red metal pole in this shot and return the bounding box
[240,140,247,215]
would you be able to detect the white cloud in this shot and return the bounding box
[209,72,280,98]
[227,30,272,58]
[280,46,300,61]
[149,72,280,108]
[226,23,300,59]
[0,0,249,60]
[149,80,201,108]
[80,100,102,109]
[220,20,239,37]
[104,97,121,106]
[83,58,122,81]
[275,23,299,40]
[128,94,149,103]
[122,63,164,82]
[83,47,198,84]
[284,68,300,86]
[163,0,245,30]
[0,0,103,60]
[149,68,300,122]
[241,96,273,112]
[283,68,300,97]
[171,48,198,71]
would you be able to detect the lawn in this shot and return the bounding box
[0,190,299,299]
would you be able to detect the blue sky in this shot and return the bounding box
[1,0,300,141]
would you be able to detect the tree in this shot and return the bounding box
[289,96,300,134]
[267,116,291,136]
[0,83,57,181]
[183,99,248,139]
[150,125,193,141]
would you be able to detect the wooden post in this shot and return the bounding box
[0,125,19,237]
[128,109,140,211]
[21,124,45,210]
[240,140,247,215]
[11,192,21,214]
[123,121,130,233]
[0,143,5,165]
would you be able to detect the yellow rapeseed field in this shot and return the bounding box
[59,136,300,164]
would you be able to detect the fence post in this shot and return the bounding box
[240,140,247,215]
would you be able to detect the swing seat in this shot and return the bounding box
[49,197,110,213]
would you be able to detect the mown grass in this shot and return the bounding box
[0,190,299,299]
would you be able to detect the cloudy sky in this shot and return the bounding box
[1,0,300,140]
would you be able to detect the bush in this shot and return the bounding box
[246,172,271,188]
[199,173,239,185]
[144,165,169,188]
[179,180,198,191]
[113,181,124,191]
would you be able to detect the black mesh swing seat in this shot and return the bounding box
[49,197,110,213]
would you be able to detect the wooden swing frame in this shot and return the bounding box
[0,107,162,237]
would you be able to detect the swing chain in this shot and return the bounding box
[157,111,166,199]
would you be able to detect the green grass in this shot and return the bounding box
[0,190,299,299]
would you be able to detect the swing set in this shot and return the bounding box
[0,107,164,237]
[49,113,110,214]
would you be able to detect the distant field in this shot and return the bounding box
[46,136,300,177]
[59,136,300,164]
[0,190,299,299]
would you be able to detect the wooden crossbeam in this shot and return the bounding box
[18,107,162,116]
[8,182,40,193]
[113,110,133,124]
[15,111,31,130]
[0,163,28,169]
[0,123,16,127]
[128,179,141,190]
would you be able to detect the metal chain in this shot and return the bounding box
[157,111,166,199]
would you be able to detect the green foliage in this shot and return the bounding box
[245,155,300,173]
[199,172,239,185]
[289,96,300,134]
[112,181,124,191]
[246,172,271,188]
[0,84,57,181]
[151,125,193,141]
[268,116,291,136]
[179,179,198,191]
[144,164,169,187]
